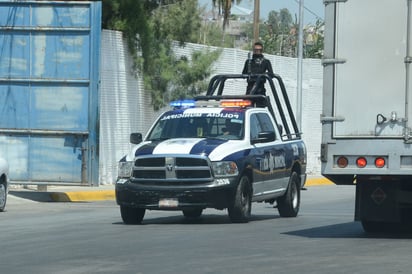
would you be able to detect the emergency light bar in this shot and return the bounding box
[195,95,269,109]
[220,99,252,108]
[172,97,255,109]
[169,99,196,109]
[191,99,254,108]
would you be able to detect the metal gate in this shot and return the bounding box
[0,1,101,185]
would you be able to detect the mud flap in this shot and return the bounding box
[355,177,400,222]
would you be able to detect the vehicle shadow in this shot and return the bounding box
[113,212,280,225]
[9,190,54,202]
[284,222,412,239]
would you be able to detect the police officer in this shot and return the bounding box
[242,41,274,95]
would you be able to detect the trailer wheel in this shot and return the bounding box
[183,209,203,219]
[277,171,300,217]
[362,220,402,233]
[120,206,145,224]
[361,221,382,233]
[228,175,252,223]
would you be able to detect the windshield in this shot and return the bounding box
[147,110,245,140]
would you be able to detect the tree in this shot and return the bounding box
[240,7,324,58]
[102,0,154,71]
[151,0,201,46]
[304,19,324,58]
[261,8,295,56]
[212,0,243,30]
[102,0,221,110]
[198,19,237,47]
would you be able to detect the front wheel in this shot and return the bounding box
[120,206,145,224]
[228,175,252,223]
[277,171,300,217]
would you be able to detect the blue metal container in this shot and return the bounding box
[0,1,101,185]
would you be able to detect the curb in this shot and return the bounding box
[10,177,335,202]
[52,177,334,202]
[50,190,116,202]
[304,177,334,187]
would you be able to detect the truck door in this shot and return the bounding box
[250,113,287,198]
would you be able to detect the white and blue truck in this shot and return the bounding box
[321,0,412,232]
[116,74,307,224]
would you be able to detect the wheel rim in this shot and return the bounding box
[291,181,298,209]
[241,182,251,213]
[0,184,6,208]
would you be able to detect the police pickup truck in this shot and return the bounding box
[116,74,306,224]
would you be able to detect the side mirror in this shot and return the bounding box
[130,133,143,144]
[251,131,276,144]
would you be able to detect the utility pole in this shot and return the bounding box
[297,0,304,129]
[253,0,260,42]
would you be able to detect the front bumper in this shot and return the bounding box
[116,179,236,210]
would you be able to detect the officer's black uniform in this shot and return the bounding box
[242,54,274,95]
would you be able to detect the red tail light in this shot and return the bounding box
[337,156,348,168]
[356,157,367,168]
[375,157,385,168]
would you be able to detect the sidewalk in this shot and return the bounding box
[9,184,116,203]
[8,176,334,202]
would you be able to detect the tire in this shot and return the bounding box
[361,220,402,233]
[120,206,145,224]
[228,175,252,223]
[182,208,203,219]
[361,221,382,233]
[0,182,7,212]
[277,171,300,217]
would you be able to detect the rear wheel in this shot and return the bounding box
[361,220,405,233]
[0,182,6,212]
[361,221,383,233]
[228,176,252,223]
[183,209,203,219]
[277,171,300,217]
[120,206,145,224]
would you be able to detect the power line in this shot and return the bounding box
[292,0,323,21]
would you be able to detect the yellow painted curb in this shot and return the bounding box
[48,178,334,202]
[305,177,334,186]
[50,190,115,202]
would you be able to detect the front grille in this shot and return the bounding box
[137,170,165,179]
[136,157,165,167]
[132,155,213,184]
[176,157,207,166]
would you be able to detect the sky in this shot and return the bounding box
[198,0,324,24]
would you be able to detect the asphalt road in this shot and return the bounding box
[2,185,412,274]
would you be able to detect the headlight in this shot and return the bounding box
[211,161,238,177]
[118,161,134,178]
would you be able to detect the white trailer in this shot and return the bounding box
[321,0,412,232]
